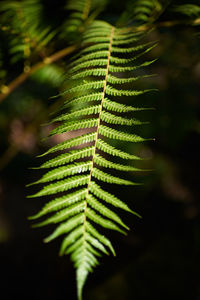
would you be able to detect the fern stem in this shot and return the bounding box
[78,26,115,300]
[83,26,114,228]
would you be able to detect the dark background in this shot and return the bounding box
[0,1,200,299]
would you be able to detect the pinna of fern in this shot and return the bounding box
[61,0,107,41]
[28,20,155,300]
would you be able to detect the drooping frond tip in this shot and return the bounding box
[28,20,156,300]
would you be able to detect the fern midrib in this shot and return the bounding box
[81,26,115,272]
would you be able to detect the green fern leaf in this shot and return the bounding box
[62,93,102,109]
[112,35,142,45]
[89,182,140,217]
[94,154,144,171]
[45,216,84,243]
[36,146,95,168]
[107,74,146,84]
[108,60,156,72]
[86,207,126,234]
[69,60,108,74]
[92,168,139,185]
[80,43,112,54]
[99,125,148,142]
[86,221,115,255]
[87,194,129,229]
[38,132,97,157]
[33,204,84,227]
[50,105,101,123]
[96,139,143,160]
[71,68,107,79]
[85,232,109,255]
[28,162,92,186]
[28,174,90,197]
[29,189,87,220]
[103,98,153,112]
[82,36,111,44]
[63,80,105,95]
[49,119,98,136]
[29,20,155,300]
[105,84,153,96]
[111,42,154,53]
[100,111,147,125]
[69,51,109,67]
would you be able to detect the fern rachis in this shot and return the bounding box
[75,25,115,297]
[28,20,154,300]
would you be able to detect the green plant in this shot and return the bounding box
[28,20,155,299]
[0,0,199,299]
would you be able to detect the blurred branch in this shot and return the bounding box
[131,17,200,32]
[0,44,78,103]
[155,17,200,28]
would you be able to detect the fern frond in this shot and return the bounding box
[69,51,109,67]
[112,35,142,45]
[33,206,84,228]
[50,105,101,123]
[81,36,111,44]
[63,0,106,38]
[89,182,140,216]
[99,125,148,142]
[85,232,108,255]
[0,0,57,62]
[62,93,102,109]
[71,69,107,79]
[29,174,90,197]
[63,237,83,255]
[111,42,154,53]
[86,207,126,234]
[105,84,153,96]
[31,64,64,88]
[96,139,143,160]
[100,111,146,125]
[29,189,87,219]
[113,31,143,40]
[64,80,105,94]
[29,20,155,300]
[172,4,200,18]
[69,60,108,74]
[87,194,129,229]
[85,20,112,30]
[86,221,115,255]
[107,74,147,84]
[36,146,95,168]
[28,161,92,186]
[49,118,98,136]
[38,133,97,157]
[92,168,139,185]
[94,154,144,171]
[118,0,167,26]
[103,98,152,112]
[108,59,156,72]
[80,43,112,54]
[44,215,84,243]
